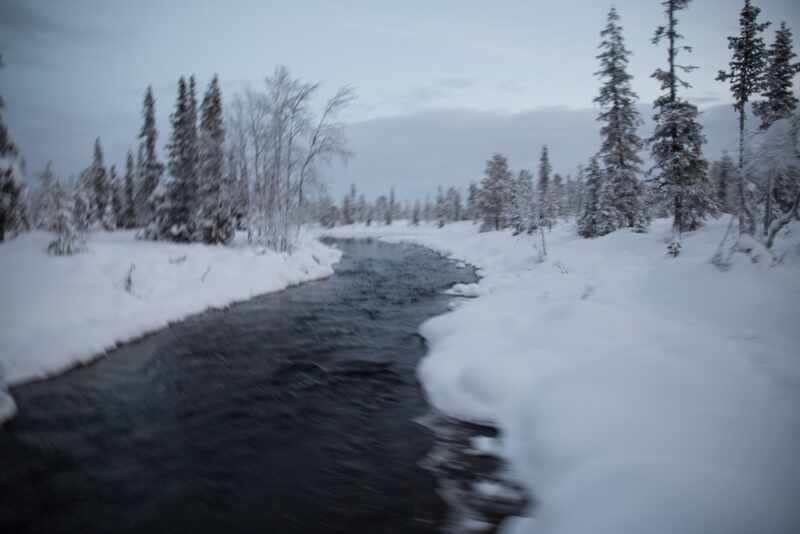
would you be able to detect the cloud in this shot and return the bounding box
[0,0,62,36]
[379,77,477,111]
[321,103,740,201]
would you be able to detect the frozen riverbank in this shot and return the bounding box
[323,219,800,534]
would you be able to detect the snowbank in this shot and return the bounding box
[0,230,340,421]
[323,219,800,534]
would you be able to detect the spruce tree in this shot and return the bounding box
[411,200,421,225]
[34,161,56,229]
[434,186,446,227]
[136,86,164,227]
[479,153,513,230]
[197,75,232,243]
[594,6,647,231]
[467,182,480,222]
[109,164,123,229]
[123,150,136,228]
[717,0,771,235]
[537,146,555,229]
[509,169,534,234]
[649,0,717,234]
[551,173,564,221]
[164,77,198,241]
[89,138,110,227]
[754,22,800,130]
[342,193,353,225]
[46,179,80,255]
[387,187,395,225]
[753,21,800,222]
[578,157,604,237]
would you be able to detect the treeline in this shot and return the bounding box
[0,65,353,254]
[313,0,799,258]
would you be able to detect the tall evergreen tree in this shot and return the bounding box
[594,6,647,231]
[411,199,421,225]
[537,146,555,229]
[197,75,232,243]
[434,186,446,227]
[508,169,534,234]
[649,0,717,234]
[466,181,480,223]
[163,77,198,241]
[46,179,80,255]
[88,138,110,227]
[386,187,395,225]
[123,151,136,228]
[109,164,123,229]
[717,0,771,235]
[578,157,605,237]
[754,22,800,130]
[136,86,164,227]
[479,153,513,230]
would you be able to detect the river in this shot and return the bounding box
[0,238,527,533]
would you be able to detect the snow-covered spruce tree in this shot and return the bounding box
[466,181,480,223]
[479,153,512,230]
[445,186,463,222]
[550,173,564,221]
[88,138,112,228]
[753,21,800,220]
[435,186,446,227]
[594,6,647,231]
[356,193,367,223]
[508,169,534,234]
[537,146,556,229]
[71,180,91,236]
[717,0,771,235]
[753,22,800,130]
[578,156,617,237]
[649,0,717,235]
[46,179,80,255]
[341,193,354,225]
[411,199,421,225]
[386,187,395,225]
[0,66,30,243]
[197,75,233,244]
[32,161,56,229]
[122,150,136,228]
[160,77,199,241]
[135,86,164,228]
[109,164,123,229]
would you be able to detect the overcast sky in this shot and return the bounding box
[1,0,799,197]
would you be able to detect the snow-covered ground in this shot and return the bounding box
[0,230,341,422]
[323,219,800,534]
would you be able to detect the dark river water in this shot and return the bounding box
[1,239,531,534]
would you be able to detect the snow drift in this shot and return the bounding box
[0,230,341,423]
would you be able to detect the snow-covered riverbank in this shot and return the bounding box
[0,230,341,423]
[323,219,800,534]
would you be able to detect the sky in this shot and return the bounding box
[1,0,799,199]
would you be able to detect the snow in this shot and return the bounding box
[0,230,340,423]
[323,219,800,534]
